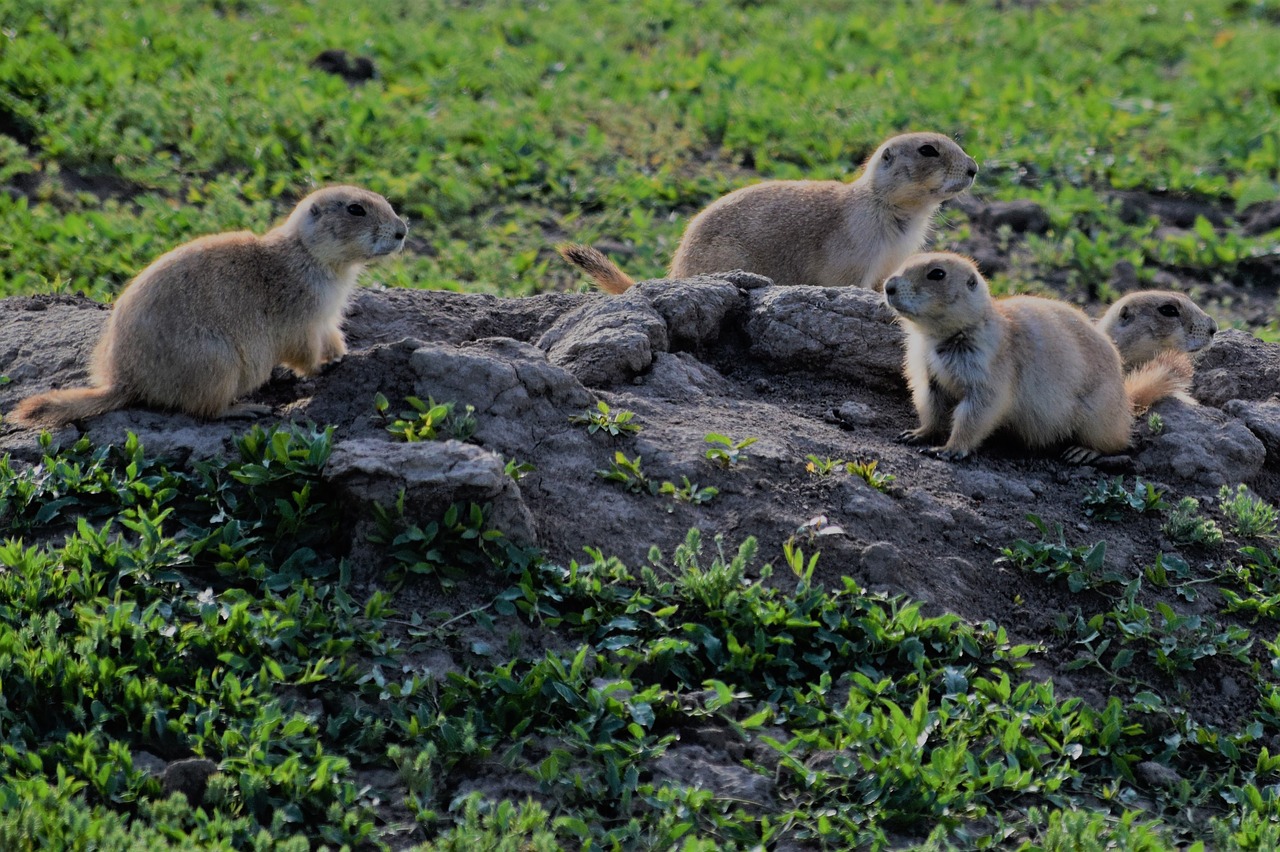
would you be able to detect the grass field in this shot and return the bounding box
[5,0,1280,849]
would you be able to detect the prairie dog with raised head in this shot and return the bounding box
[12,185,407,428]
[560,131,977,293]
[1097,290,1217,370]
[883,253,1190,461]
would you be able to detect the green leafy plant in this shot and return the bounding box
[805,455,843,476]
[999,515,1124,593]
[596,452,656,495]
[659,476,719,505]
[504,458,536,481]
[1163,496,1225,547]
[1218,484,1278,540]
[846,458,896,493]
[1081,476,1168,521]
[569,401,641,436]
[705,433,757,468]
[385,396,477,443]
[1147,411,1165,436]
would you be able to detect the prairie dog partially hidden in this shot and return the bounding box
[12,185,406,428]
[883,253,1190,462]
[560,131,977,293]
[1097,290,1217,370]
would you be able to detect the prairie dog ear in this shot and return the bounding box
[311,203,322,218]
[881,146,895,165]
[1118,304,1133,326]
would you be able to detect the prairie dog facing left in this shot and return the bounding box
[560,131,977,293]
[883,253,1191,461]
[12,185,407,428]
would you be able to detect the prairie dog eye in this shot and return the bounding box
[926,267,947,281]
[918,144,940,157]
[346,203,367,216]
[1158,304,1180,318]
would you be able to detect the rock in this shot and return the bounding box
[537,292,669,387]
[1241,200,1280,237]
[1234,254,1280,289]
[745,286,905,391]
[1135,400,1266,488]
[1193,330,1280,406]
[636,352,732,402]
[648,744,774,807]
[634,278,745,348]
[1223,399,1280,466]
[408,338,596,449]
[162,758,219,806]
[131,751,168,778]
[1136,761,1184,789]
[325,438,537,551]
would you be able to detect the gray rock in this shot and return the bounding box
[635,278,745,347]
[325,438,537,555]
[1223,398,1280,466]
[537,292,668,387]
[162,758,219,806]
[1136,761,1184,789]
[637,352,732,402]
[1136,400,1266,487]
[649,744,774,807]
[746,286,905,391]
[409,338,595,450]
[1193,330,1280,407]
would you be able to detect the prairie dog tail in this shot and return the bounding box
[557,243,637,294]
[9,386,130,429]
[1124,350,1195,414]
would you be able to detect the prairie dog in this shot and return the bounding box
[12,185,406,428]
[560,131,977,293]
[883,253,1189,461]
[1096,290,1217,370]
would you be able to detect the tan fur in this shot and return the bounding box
[560,131,977,293]
[1125,349,1196,413]
[557,244,634,295]
[883,253,1188,461]
[1096,290,1217,370]
[12,185,406,428]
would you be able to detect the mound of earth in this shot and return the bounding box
[1,278,1278,736]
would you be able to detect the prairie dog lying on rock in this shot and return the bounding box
[884,253,1191,461]
[13,185,406,428]
[560,131,977,293]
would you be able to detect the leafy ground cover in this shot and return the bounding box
[4,0,1280,848]
[3,426,1280,849]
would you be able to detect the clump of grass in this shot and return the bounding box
[1218,485,1278,540]
[1163,496,1225,547]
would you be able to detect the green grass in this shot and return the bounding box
[4,0,1280,306]
[4,430,1280,848]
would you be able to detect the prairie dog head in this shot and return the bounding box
[1097,290,1218,370]
[288,185,408,269]
[882,252,992,336]
[865,132,978,209]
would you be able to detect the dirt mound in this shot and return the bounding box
[1,280,1278,732]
